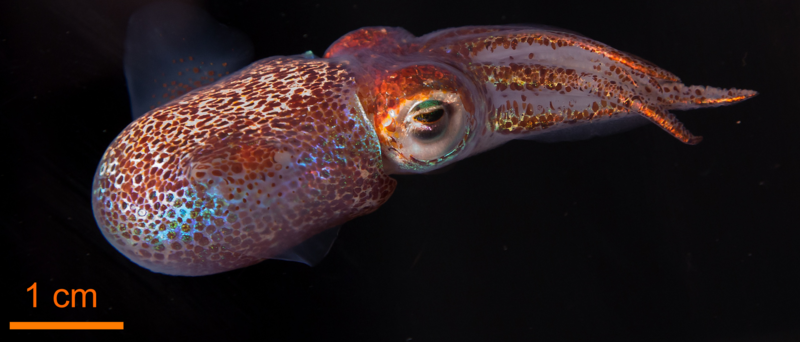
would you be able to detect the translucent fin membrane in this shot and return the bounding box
[272,226,341,266]
[124,2,254,119]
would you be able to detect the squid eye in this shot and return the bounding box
[408,99,449,141]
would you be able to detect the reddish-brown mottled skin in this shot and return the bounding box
[94,25,755,275]
[93,58,395,275]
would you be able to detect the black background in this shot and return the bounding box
[5,0,799,341]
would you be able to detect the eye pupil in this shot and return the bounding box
[414,108,444,123]
[412,100,445,124]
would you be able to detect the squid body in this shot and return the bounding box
[92,4,756,275]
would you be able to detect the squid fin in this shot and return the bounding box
[124,2,253,119]
[271,226,341,266]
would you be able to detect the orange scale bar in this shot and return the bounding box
[10,322,125,330]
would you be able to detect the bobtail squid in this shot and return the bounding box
[92,4,757,276]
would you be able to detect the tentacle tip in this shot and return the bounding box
[686,135,703,145]
[732,88,759,102]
